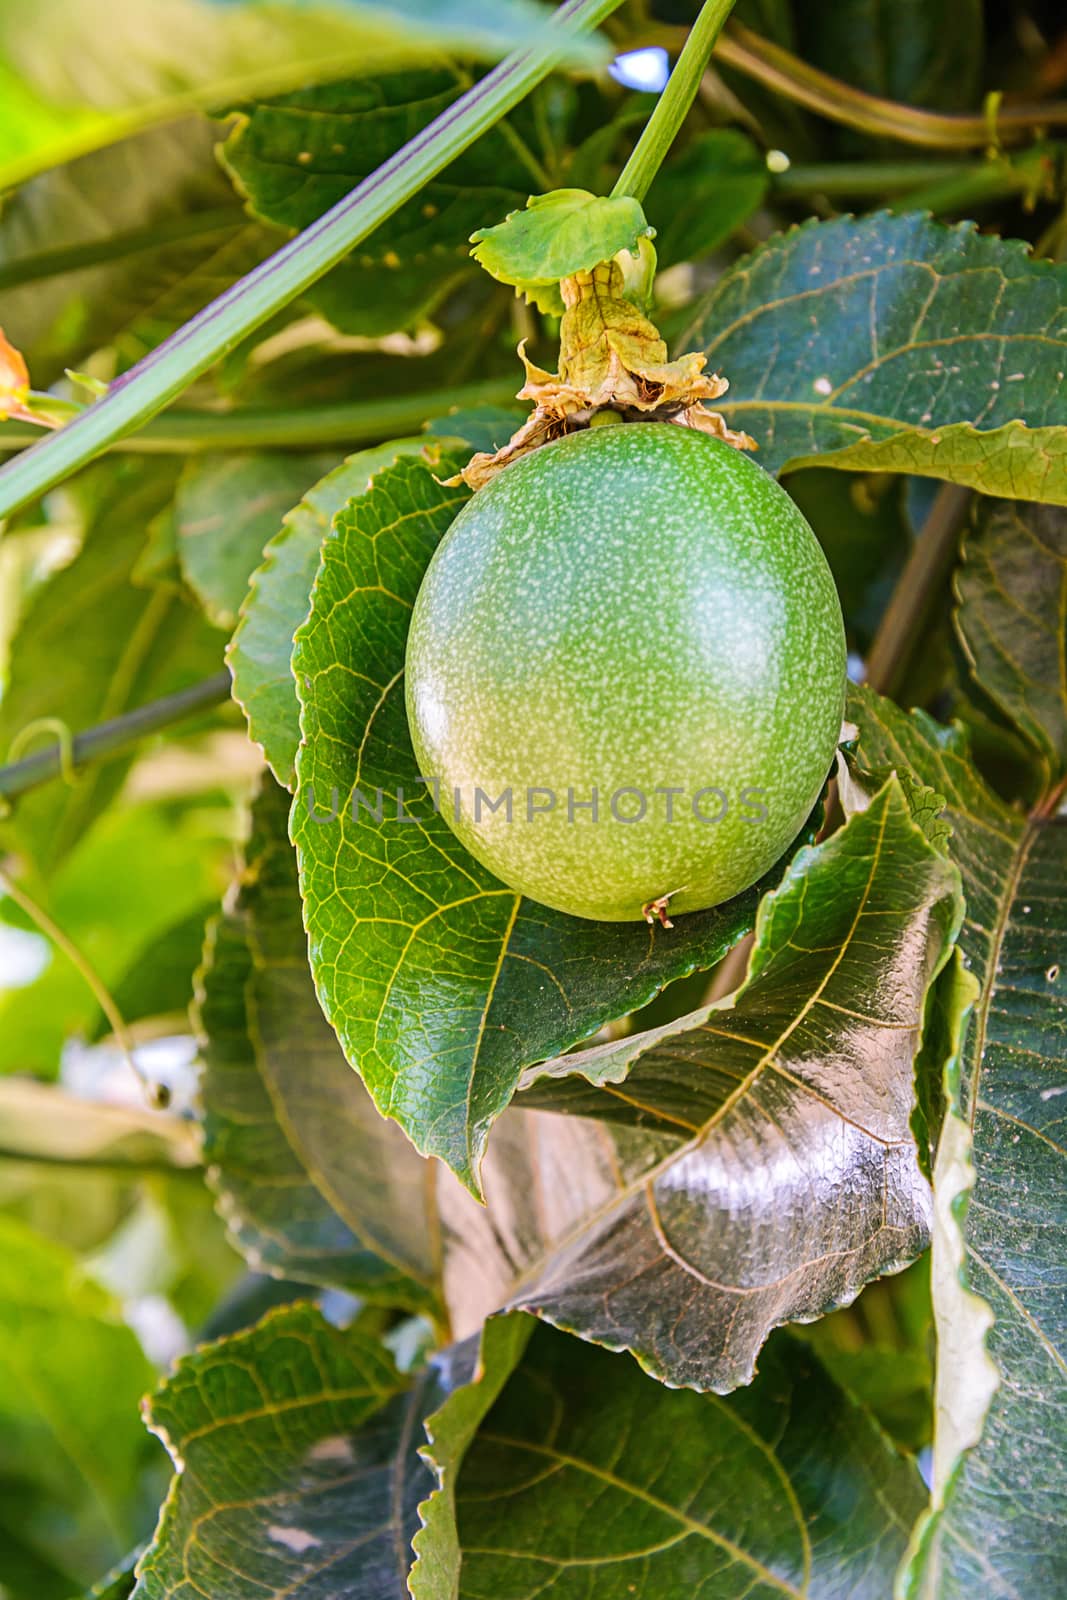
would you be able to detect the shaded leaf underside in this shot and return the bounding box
[455,1324,927,1600]
[496,781,960,1391]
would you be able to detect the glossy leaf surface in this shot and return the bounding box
[492,781,961,1390]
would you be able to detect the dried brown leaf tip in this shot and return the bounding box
[450,259,756,490]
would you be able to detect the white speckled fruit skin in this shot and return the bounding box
[405,424,846,922]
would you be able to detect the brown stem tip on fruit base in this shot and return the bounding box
[642,890,684,930]
[448,260,756,490]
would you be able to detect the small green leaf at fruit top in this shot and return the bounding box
[469,188,653,313]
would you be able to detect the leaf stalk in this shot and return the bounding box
[611,0,739,203]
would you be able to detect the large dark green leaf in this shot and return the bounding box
[797,0,983,112]
[453,1323,927,1600]
[131,1303,438,1600]
[220,68,551,336]
[227,438,434,786]
[196,777,442,1315]
[683,213,1067,502]
[0,461,225,873]
[291,453,791,1193]
[461,780,962,1391]
[175,451,338,628]
[0,1215,158,1590]
[847,630,1067,1594]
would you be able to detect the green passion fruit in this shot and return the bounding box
[405,423,846,923]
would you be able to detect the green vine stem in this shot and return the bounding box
[0,671,232,801]
[863,483,972,698]
[0,378,518,457]
[611,0,738,203]
[0,865,146,1098]
[0,0,623,522]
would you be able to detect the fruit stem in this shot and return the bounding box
[611,0,739,204]
[863,483,971,698]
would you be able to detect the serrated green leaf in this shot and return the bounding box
[835,733,952,854]
[195,777,443,1314]
[175,451,337,628]
[131,1303,436,1600]
[487,780,961,1390]
[644,129,767,270]
[220,69,551,336]
[291,453,796,1194]
[683,212,1067,503]
[0,1215,158,1588]
[469,189,651,309]
[775,418,1067,505]
[0,460,225,874]
[227,438,435,786]
[954,497,1067,781]
[847,681,1067,1597]
[454,1324,926,1600]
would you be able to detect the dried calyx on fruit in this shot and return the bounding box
[448,188,754,489]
